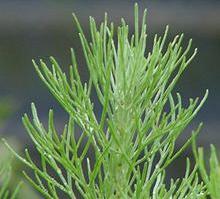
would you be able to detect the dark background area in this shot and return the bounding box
[0,0,219,188]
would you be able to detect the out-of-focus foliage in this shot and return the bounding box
[0,142,22,199]
[0,98,15,123]
[0,99,40,199]
[0,98,21,198]
[193,142,220,199]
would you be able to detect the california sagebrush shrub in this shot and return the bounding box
[4,3,215,199]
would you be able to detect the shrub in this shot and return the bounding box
[4,3,219,199]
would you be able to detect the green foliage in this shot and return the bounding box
[0,140,41,199]
[0,98,16,124]
[0,100,22,199]
[193,143,220,199]
[4,3,211,199]
[0,143,22,199]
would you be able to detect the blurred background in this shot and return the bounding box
[0,0,220,196]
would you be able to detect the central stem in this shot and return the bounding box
[110,99,131,197]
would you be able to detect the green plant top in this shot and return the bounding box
[4,3,210,199]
